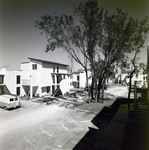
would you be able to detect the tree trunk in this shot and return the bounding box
[90,62,95,101]
[128,74,132,113]
[91,79,94,100]
[101,78,105,103]
[128,69,135,113]
[96,76,103,102]
[91,73,95,100]
[128,74,132,100]
[85,68,90,103]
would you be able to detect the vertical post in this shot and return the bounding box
[39,86,42,97]
[148,76,149,117]
[148,76,149,106]
[30,85,33,99]
[134,81,137,119]
[134,81,137,115]
[55,75,57,88]
[30,75,33,99]
[147,43,149,114]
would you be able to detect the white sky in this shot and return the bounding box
[0,0,149,71]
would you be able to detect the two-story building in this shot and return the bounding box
[0,67,23,96]
[120,69,148,87]
[69,69,92,89]
[0,57,69,98]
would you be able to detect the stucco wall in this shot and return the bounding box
[1,58,69,98]
[4,70,26,96]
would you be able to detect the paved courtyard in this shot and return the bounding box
[0,84,128,150]
[0,100,100,150]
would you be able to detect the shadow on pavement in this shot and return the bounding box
[73,97,128,150]
[121,121,149,150]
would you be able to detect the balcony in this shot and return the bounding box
[22,79,30,85]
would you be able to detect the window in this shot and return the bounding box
[53,66,55,73]
[16,87,20,95]
[32,64,37,70]
[10,98,14,102]
[16,76,21,84]
[57,66,59,73]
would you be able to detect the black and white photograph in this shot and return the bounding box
[0,0,149,149]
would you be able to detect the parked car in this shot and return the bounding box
[0,85,21,110]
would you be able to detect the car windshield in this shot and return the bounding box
[0,85,11,95]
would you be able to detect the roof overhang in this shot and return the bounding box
[28,57,68,67]
[51,73,68,75]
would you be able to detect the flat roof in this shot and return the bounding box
[28,57,68,66]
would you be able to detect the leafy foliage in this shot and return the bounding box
[35,0,149,101]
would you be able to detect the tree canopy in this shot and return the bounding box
[35,0,149,102]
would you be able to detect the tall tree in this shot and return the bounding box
[35,0,103,102]
[120,16,149,101]
[95,8,149,101]
[73,0,103,100]
[35,1,149,103]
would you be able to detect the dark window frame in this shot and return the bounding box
[32,64,37,70]
[16,87,20,95]
[16,75,21,84]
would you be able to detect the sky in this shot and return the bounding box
[0,0,149,71]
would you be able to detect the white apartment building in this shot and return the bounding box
[69,69,92,89]
[120,69,147,87]
[0,67,23,95]
[79,69,92,88]
[0,57,69,98]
